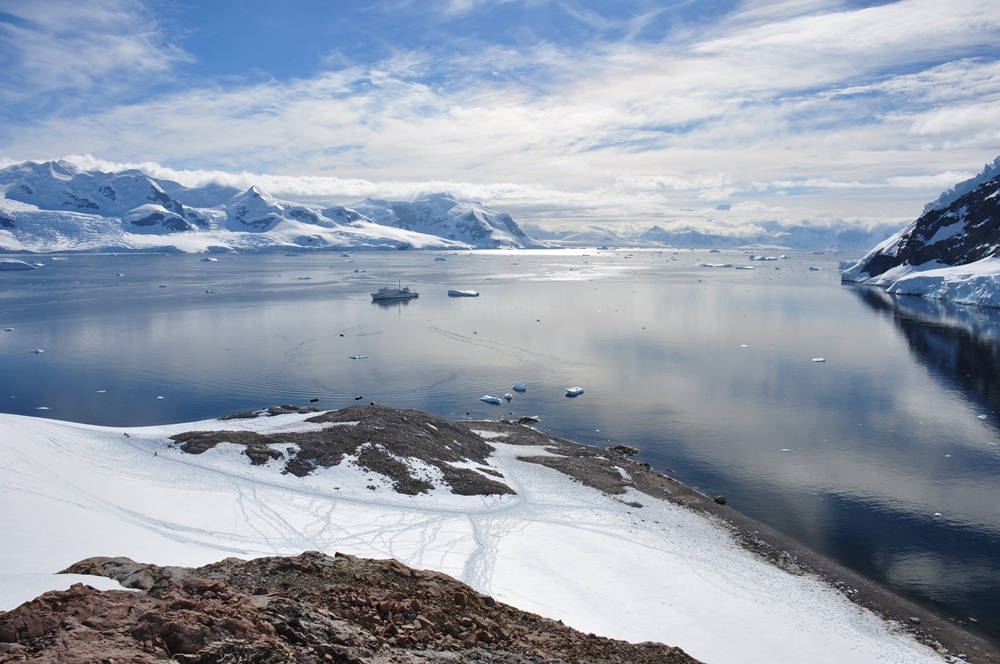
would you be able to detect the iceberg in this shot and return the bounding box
[512,383,527,392]
[565,387,584,397]
[448,289,479,297]
[479,394,502,405]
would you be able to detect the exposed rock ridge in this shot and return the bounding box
[0,552,701,663]
[170,404,515,496]
[843,158,1000,282]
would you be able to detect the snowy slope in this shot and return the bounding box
[0,161,544,253]
[349,193,550,249]
[0,410,946,664]
[842,157,1000,307]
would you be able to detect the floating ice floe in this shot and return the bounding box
[734,266,755,270]
[201,257,218,262]
[29,349,43,354]
[480,394,502,405]
[205,289,214,293]
[978,414,988,420]
[565,387,584,397]
[512,383,527,392]
[434,256,447,262]
[96,390,106,394]
[696,262,733,268]
[35,406,49,410]
[156,396,164,400]
[781,448,792,452]
[809,266,822,271]
[447,289,479,297]
[812,358,826,363]
[116,273,125,277]
[158,284,167,288]
[349,354,368,360]
[0,259,37,271]
[740,344,749,348]
[504,393,513,402]
[4,328,12,332]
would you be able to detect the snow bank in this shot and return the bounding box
[0,412,945,664]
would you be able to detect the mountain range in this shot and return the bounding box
[0,160,550,253]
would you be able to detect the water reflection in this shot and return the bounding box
[855,287,1000,421]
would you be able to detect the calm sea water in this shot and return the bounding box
[2,250,999,638]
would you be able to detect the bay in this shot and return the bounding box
[1,249,998,639]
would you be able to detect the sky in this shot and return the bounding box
[1,0,999,231]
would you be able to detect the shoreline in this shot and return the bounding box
[468,417,1000,663]
[1,403,994,662]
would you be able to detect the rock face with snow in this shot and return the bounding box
[0,161,547,253]
[842,157,1000,307]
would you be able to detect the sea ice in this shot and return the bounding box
[29,349,43,354]
[479,394,502,405]
[512,383,527,392]
[812,358,826,362]
[565,387,584,397]
[349,354,368,360]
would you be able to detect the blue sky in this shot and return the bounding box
[1,0,999,230]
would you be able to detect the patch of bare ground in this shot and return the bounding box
[0,552,700,664]
[170,404,514,496]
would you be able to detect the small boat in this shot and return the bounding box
[371,282,419,301]
[480,394,502,405]
[512,383,527,392]
[565,387,584,397]
[447,289,479,297]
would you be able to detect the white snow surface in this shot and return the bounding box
[923,156,1000,215]
[0,411,945,664]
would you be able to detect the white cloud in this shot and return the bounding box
[0,0,190,106]
[2,0,999,231]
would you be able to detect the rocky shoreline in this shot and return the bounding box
[1,403,997,663]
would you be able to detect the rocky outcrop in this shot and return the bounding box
[170,404,516,496]
[843,157,1000,284]
[0,551,701,663]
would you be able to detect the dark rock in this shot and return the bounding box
[607,445,640,456]
[714,495,727,505]
[0,553,703,664]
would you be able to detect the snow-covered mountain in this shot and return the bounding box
[349,193,549,249]
[0,161,547,253]
[842,157,1000,307]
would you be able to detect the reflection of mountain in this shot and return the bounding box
[856,287,1000,416]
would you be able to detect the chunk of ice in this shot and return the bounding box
[812,358,826,362]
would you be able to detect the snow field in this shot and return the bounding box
[0,412,946,663]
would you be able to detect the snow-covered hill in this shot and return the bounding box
[0,161,547,253]
[0,405,947,664]
[842,157,1000,307]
